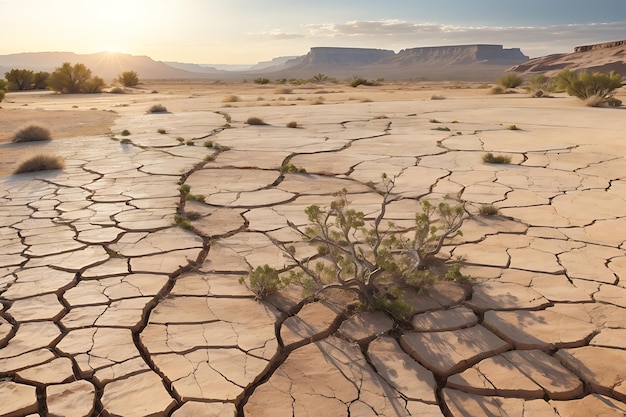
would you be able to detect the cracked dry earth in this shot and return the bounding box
[1,92,626,417]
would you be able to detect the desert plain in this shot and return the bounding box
[1,80,626,416]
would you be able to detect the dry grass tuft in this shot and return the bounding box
[482,153,512,164]
[148,104,168,113]
[13,125,51,143]
[14,154,64,174]
[286,121,298,128]
[246,116,268,125]
[222,95,240,103]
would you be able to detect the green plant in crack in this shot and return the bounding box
[280,162,306,174]
[174,215,191,229]
[239,265,291,299]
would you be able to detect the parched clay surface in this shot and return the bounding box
[1,87,626,416]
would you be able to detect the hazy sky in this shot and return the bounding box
[2,0,625,63]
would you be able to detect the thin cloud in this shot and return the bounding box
[250,30,306,40]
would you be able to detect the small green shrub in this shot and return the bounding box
[109,87,126,94]
[246,116,268,125]
[350,77,371,87]
[186,211,201,221]
[174,215,191,229]
[445,263,471,282]
[0,90,5,102]
[430,95,446,100]
[14,154,64,174]
[254,77,270,84]
[286,121,298,128]
[117,70,139,87]
[482,153,511,164]
[432,126,451,131]
[310,73,329,83]
[479,204,499,216]
[429,119,441,123]
[148,104,167,113]
[497,73,523,89]
[186,140,195,146]
[239,265,289,299]
[178,184,191,194]
[121,129,131,136]
[556,70,623,107]
[186,193,206,203]
[204,140,214,148]
[489,86,504,95]
[529,74,556,95]
[12,125,51,142]
[507,124,520,130]
[280,162,306,173]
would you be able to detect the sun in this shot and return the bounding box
[104,46,121,54]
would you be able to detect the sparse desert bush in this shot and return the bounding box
[222,95,240,103]
[204,140,214,148]
[529,74,557,96]
[13,125,51,142]
[14,154,64,174]
[429,119,441,123]
[275,88,292,94]
[496,73,523,89]
[432,126,451,131]
[4,69,49,90]
[482,153,511,164]
[431,95,446,100]
[310,73,329,83]
[117,70,139,87]
[507,124,520,130]
[556,70,623,107]
[239,264,290,299]
[186,140,195,146]
[121,129,131,136]
[148,104,167,113]
[260,174,466,320]
[479,204,499,216]
[489,86,504,95]
[286,121,298,128]
[350,77,374,87]
[109,87,126,94]
[157,128,167,134]
[246,116,268,125]
[0,90,5,102]
[254,77,270,84]
[48,63,104,93]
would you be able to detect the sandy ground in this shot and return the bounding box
[6,79,622,176]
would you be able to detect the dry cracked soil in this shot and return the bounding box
[1,81,626,416]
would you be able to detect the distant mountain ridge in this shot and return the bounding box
[0,44,533,82]
[510,40,626,76]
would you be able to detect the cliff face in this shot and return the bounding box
[510,40,626,76]
[291,47,395,69]
[381,45,528,66]
[575,40,626,53]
